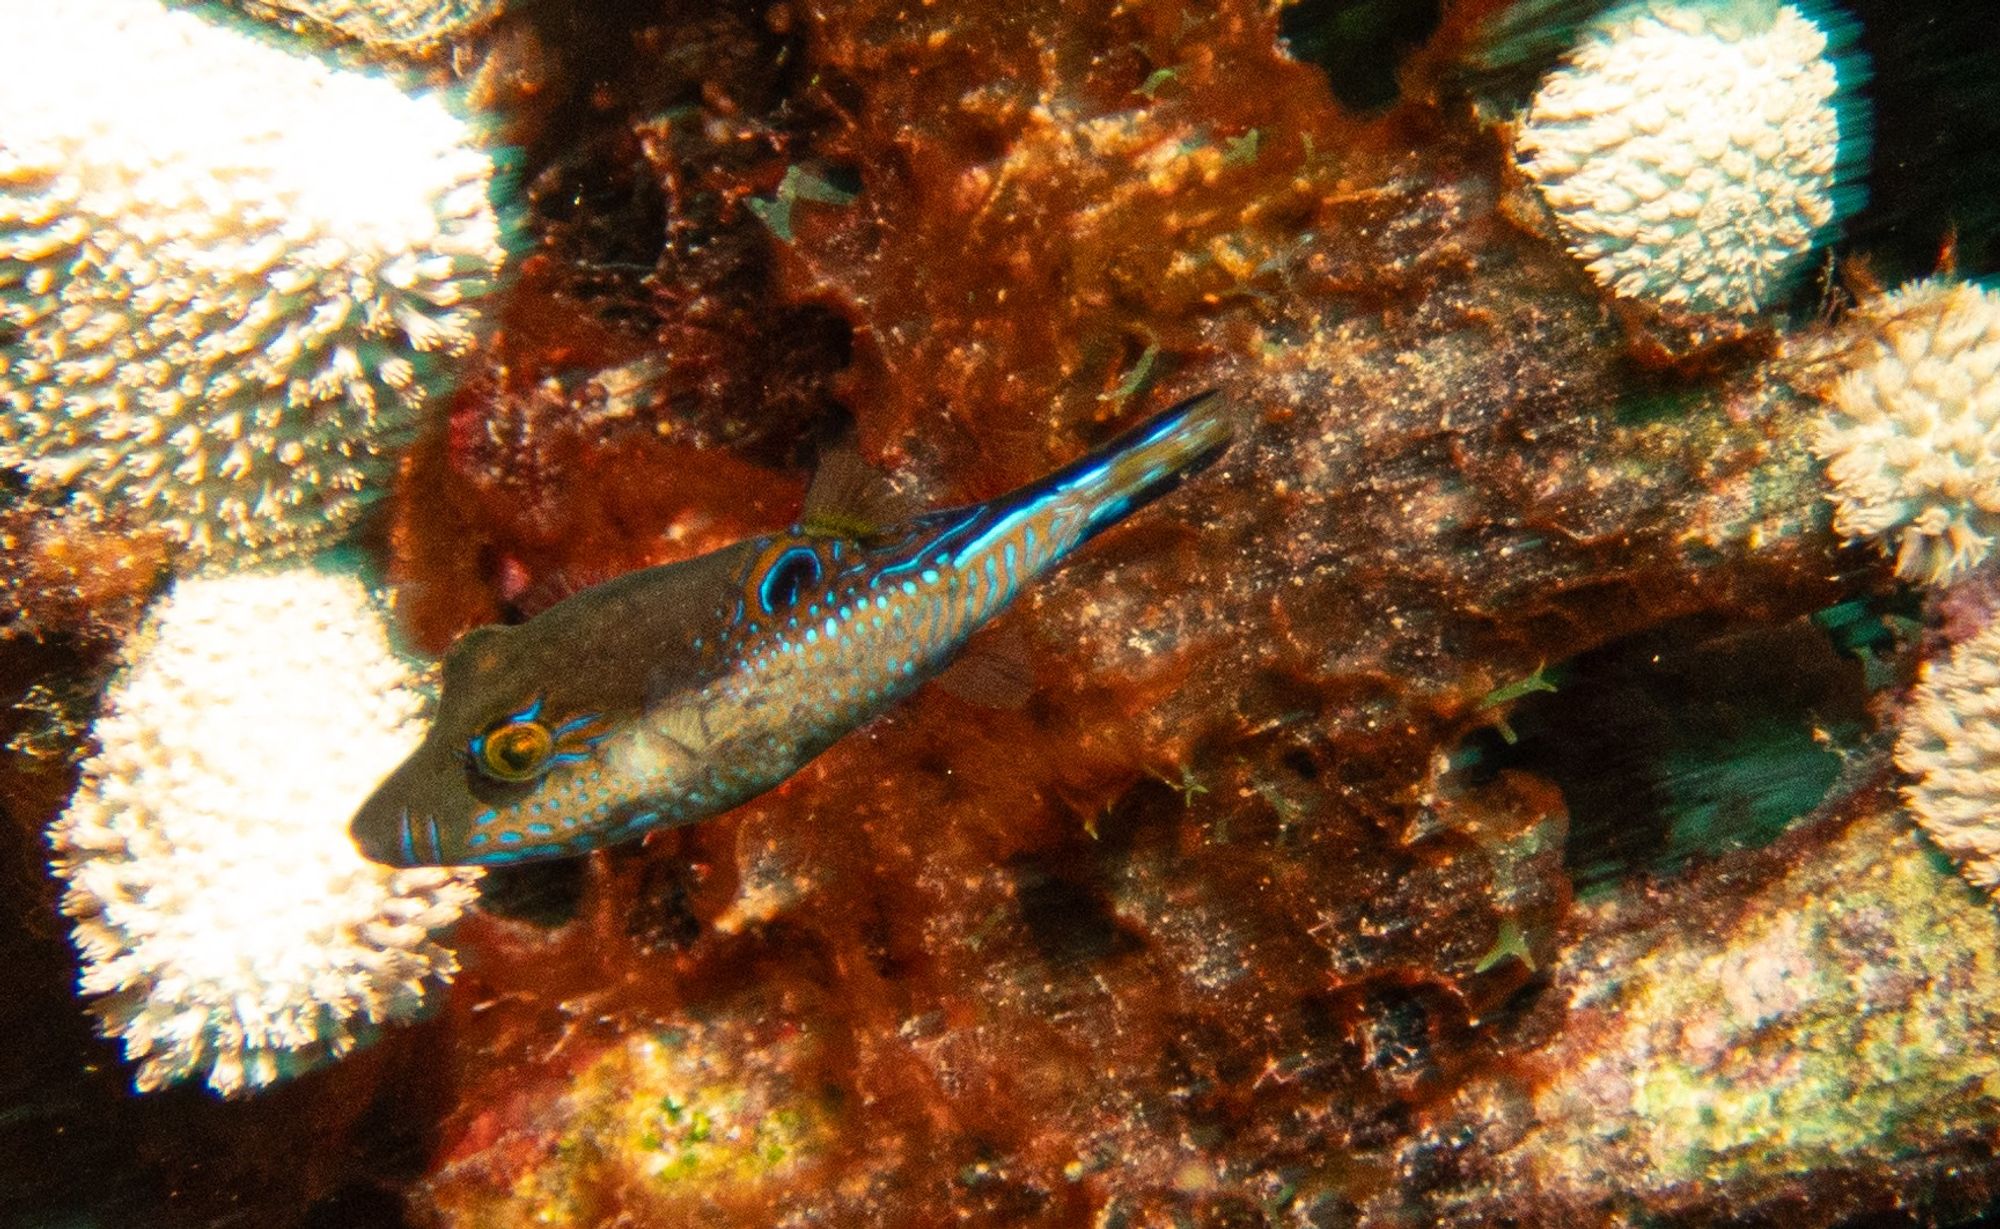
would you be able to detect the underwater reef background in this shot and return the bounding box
[8,0,2000,1226]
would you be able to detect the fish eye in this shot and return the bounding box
[475,718,553,782]
[468,698,608,784]
[758,545,822,614]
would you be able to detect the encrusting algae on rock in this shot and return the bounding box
[9,0,2000,1224]
[1414,798,2000,1226]
[425,1017,836,1226]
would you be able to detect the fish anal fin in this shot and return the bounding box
[800,443,918,542]
[933,623,1035,710]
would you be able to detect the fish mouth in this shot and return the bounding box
[350,789,442,868]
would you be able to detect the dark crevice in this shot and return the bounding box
[1010,858,1145,966]
[1452,604,1902,892]
[1280,0,1445,112]
[474,856,588,928]
[1835,0,2000,282]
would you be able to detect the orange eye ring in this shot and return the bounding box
[478,720,554,782]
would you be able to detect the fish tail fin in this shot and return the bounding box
[1038,389,1233,549]
[935,391,1231,588]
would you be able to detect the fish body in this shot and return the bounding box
[351,391,1231,867]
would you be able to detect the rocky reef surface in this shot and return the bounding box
[5,0,2000,1226]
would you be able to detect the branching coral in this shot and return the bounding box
[0,0,510,564]
[1514,0,1850,315]
[49,565,481,1096]
[1894,619,2000,888]
[1814,277,2000,585]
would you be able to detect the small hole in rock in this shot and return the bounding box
[1010,858,1141,965]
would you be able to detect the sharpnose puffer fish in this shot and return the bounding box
[351,391,1232,868]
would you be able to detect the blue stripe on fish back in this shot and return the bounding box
[709,390,1232,752]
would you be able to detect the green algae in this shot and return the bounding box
[1473,917,1535,973]
[445,1026,833,1227]
[749,166,858,243]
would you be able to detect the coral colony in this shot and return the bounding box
[1814,277,2000,584]
[49,566,481,1097]
[1514,0,1848,315]
[1896,620,2000,891]
[0,0,508,565]
[13,0,2000,1223]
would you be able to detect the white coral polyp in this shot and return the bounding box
[1516,0,1844,316]
[50,567,482,1097]
[0,0,508,562]
[227,0,506,56]
[1813,278,2000,586]
[1897,622,2000,892]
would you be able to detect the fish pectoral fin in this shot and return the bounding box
[656,706,714,755]
[932,623,1036,710]
[656,703,748,758]
[800,440,919,542]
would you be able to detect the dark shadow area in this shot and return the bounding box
[1836,1,2000,282]
[301,1183,416,1229]
[474,855,588,928]
[1281,0,1446,112]
[1453,604,1902,893]
[1009,857,1145,966]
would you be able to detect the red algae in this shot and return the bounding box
[785,0,1368,484]
[389,360,805,653]
[0,507,167,649]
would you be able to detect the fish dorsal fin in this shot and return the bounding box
[515,563,622,617]
[800,442,916,542]
[933,623,1035,709]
